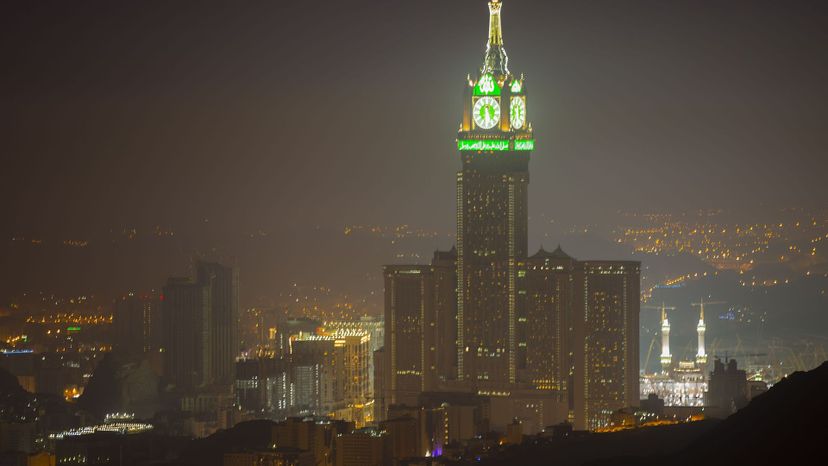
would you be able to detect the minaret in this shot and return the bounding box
[696,300,708,366]
[660,303,672,372]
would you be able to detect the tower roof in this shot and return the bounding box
[482,1,509,75]
[432,246,457,265]
[531,245,573,260]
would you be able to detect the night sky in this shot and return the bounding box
[2,1,828,303]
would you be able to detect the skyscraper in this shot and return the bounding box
[162,277,212,391]
[292,330,372,423]
[197,261,239,385]
[323,316,386,405]
[431,248,458,384]
[382,249,457,417]
[456,0,534,388]
[572,261,640,430]
[378,0,641,433]
[522,246,574,392]
[383,265,432,410]
[162,261,239,392]
[291,336,336,415]
[114,291,162,354]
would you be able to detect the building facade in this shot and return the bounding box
[382,249,457,416]
[572,261,640,430]
[291,331,372,423]
[383,265,432,410]
[162,261,239,393]
[522,247,574,392]
[197,261,240,385]
[114,292,162,354]
[162,277,212,391]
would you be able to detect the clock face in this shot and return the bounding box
[510,96,526,129]
[473,96,500,130]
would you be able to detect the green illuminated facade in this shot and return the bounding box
[456,0,532,388]
[457,139,534,151]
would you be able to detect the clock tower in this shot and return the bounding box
[456,0,533,388]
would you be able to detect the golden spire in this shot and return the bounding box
[483,0,509,75]
[488,0,503,46]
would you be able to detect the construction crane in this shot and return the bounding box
[690,298,727,315]
[642,303,677,312]
[643,336,658,375]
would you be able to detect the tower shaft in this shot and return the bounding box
[456,0,529,388]
[660,305,672,371]
[457,155,529,386]
[696,302,707,365]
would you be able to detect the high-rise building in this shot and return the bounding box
[334,331,372,408]
[373,347,386,423]
[162,261,239,392]
[113,292,162,354]
[430,248,458,384]
[378,0,641,433]
[162,277,212,391]
[456,0,534,388]
[292,330,372,421]
[383,265,432,409]
[572,261,640,430]
[323,316,386,402]
[291,336,337,415]
[381,249,457,415]
[197,261,239,385]
[234,357,286,414]
[522,246,574,391]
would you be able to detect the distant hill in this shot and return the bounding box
[479,421,717,466]
[481,360,828,465]
[647,360,828,465]
[0,366,37,423]
[174,419,276,466]
[0,365,24,395]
